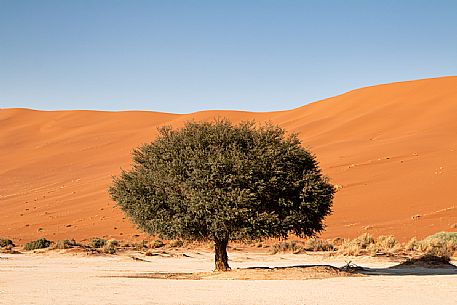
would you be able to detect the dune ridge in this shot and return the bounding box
[1,76,457,242]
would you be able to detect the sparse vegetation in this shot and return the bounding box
[89,237,106,248]
[424,232,457,245]
[0,238,14,248]
[133,240,148,251]
[168,240,184,248]
[109,120,335,271]
[417,232,457,258]
[405,237,420,251]
[145,249,158,256]
[271,241,305,254]
[366,235,400,256]
[103,239,118,254]
[54,239,80,249]
[304,238,334,251]
[337,233,375,256]
[268,232,457,259]
[24,238,51,251]
[150,240,165,248]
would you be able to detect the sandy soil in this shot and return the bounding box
[1,251,456,305]
[1,76,457,242]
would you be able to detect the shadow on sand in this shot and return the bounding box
[361,266,457,276]
[355,256,457,276]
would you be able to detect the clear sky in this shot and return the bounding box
[1,0,456,113]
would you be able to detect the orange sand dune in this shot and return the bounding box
[1,76,457,243]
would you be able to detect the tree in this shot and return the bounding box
[109,120,334,271]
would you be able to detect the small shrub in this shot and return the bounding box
[168,240,184,248]
[150,240,165,249]
[331,237,344,247]
[271,241,286,254]
[337,233,375,256]
[55,239,80,249]
[0,238,14,248]
[367,235,399,256]
[405,237,419,251]
[304,238,334,251]
[145,249,158,256]
[24,238,51,251]
[90,238,106,248]
[377,235,397,249]
[103,239,118,254]
[337,240,362,256]
[271,241,304,254]
[418,238,453,258]
[420,232,457,256]
[424,232,457,245]
[354,233,375,248]
[425,243,453,258]
[133,240,148,251]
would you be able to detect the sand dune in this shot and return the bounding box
[1,76,457,242]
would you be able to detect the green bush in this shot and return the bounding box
[90,238,107,248]
[0,238,14,248]
[24,238,51,250]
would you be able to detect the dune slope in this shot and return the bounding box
[1,76,457,242]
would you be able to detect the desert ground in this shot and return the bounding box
[1,249,456,305]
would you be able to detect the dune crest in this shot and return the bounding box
[1,76,457,242]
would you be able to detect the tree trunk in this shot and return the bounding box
[214,237,230,271]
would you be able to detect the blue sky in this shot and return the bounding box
[1,0,456,113]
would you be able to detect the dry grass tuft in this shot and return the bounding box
[337,233,375,256]
[270,241,305,254]
[103,239,118,254]
[53,239,80,250]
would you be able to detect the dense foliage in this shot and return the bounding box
[109,120,334,270]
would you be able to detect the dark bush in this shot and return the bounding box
[24,238,51,250]
[89,238,106,248]
[0,238,14,248]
